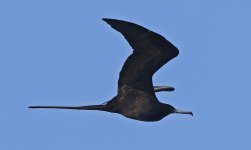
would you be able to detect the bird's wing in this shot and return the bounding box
[103,18,179,97]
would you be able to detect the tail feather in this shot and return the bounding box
[28,105,109,111]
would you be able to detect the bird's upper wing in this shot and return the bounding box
[103,18,179,96]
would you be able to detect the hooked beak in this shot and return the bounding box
[173,109,193,116]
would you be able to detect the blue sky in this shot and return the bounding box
[1,0,251,149]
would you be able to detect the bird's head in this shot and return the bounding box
[162,103,193,116]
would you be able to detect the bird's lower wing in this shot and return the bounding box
[154,86,175,92]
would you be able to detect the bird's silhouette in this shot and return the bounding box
[29,18,193,122]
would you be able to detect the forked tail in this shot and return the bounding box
[28,105,110,111]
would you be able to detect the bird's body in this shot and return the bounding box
[29,18,193,122]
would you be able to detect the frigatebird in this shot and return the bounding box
[29,18,193,122]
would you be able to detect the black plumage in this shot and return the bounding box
[29,18,193,122]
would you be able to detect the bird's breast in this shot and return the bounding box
[118,102,166,122]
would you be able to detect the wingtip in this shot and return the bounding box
[102,18,108,21]
[102,18,121,25]
[28,106,42,109]
[103,18,130,24]
[102,18,112,23]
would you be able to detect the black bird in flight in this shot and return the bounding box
[29,18,193,122]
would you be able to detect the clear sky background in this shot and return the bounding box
[1,0,251,150]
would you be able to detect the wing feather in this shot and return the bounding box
[103,18,179,95]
